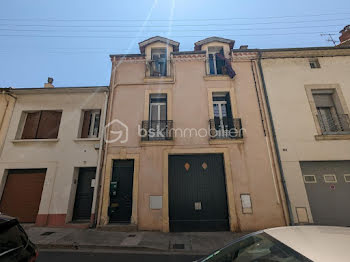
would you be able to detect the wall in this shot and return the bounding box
[261,55,350,223]
[0,92,15,155]
[101,43,287,232]
[0,90,107,226]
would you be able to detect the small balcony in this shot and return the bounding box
[145,59,173,78]
[209,118,243,139]
[317,113,350,134]
[141,120,174,141]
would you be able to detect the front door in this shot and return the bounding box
[169,154,229,232]
[72,167,96,220]
[109,160,134,223]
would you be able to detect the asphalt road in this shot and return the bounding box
[37,250,203,262]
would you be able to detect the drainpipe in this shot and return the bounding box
[257,51,294,226]
[91,90,109,228]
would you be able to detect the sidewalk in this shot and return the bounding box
[25,226,248,255]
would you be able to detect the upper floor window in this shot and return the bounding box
[81,109,101,138]
[309,58,321,69]
[208,47,225,75]
[312,89,350,134]
[21,110,62,139]
[150,48,167,77]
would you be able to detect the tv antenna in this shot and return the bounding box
[320,34,339,46]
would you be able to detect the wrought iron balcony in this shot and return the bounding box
[317,113,350,134]
[145,59,173,78]
[141,120,174,141]
[209,118,243,139]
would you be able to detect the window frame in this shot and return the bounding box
[80,109,101,139]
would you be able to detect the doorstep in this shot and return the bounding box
[98,223,137,232]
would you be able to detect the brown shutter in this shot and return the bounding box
[21,111,41,139]
[81,111,91,138]
[36,111,62,139]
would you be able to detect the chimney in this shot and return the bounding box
[239,45,248,50]
[339,25,350,44]
[44,77,54,88]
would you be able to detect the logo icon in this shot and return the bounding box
[105,119,128,144]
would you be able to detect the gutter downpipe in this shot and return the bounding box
[91,90,109,228]
[257,51,294,226]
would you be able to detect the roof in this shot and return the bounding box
[194,37,235,51]
[171,50,206,56]
[138,36,180,54]
[0,214,18,232]
[109,54,145,58]
[265,226,350,262]
[12,86,109,95]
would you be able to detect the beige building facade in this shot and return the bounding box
[237,46,350,226]
[0,88,16,155]
[98,36,289,232]
[0,86,108,227]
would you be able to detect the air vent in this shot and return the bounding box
[303,175,317,183]
[324,174,337,183]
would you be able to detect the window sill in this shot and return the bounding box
[140,140,175,146]
[12,138,59,143]
[209,138,244,145]
[74,138,100,142]
[204,75,231,81]
[315,134,350,141]
[144,76,174,83]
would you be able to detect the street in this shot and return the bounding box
[37,250,203,262]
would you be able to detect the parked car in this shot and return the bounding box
[196,226,350,262]
[0,214,38,262]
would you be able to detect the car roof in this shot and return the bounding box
[0,214,16,224]
[265,226,350,262]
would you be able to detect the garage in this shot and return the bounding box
[0,169,46,223]
[300,161,350,227]
[169,154,229,232]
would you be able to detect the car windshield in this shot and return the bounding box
[199,232,311,262]
[0,222,28,255]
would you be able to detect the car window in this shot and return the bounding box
[199,232,312,262]
[0,224,27,254]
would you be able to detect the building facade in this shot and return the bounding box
[98,36,289,232]
[239,46,350,226]
[0,85,108,227]
[0,88,16,155]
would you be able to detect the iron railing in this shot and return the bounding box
[145,60,173,78]
[317,114,350,134]
[209,118,243,139]
[141,120,174,141]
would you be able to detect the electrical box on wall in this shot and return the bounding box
[240,194,253,214]
[149,196,162,209]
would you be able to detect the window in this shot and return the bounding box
[309,58,321,69]
[208,46,225,75]
[146,94,168,140]
[211,92,240,139]
[21,110,62,139]
[81,110,101,138]
[303,175,317,183]
[150,48,167,77]
[312,89,350,134]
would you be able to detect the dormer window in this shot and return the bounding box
[208,46,225,75]
[150,48,167,77]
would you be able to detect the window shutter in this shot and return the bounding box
[36,111,62,139]
[81,111,91,138]
[21,111,41,139]
[313,94,334,107]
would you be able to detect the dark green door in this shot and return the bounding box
[169,154,229,232]
[109,160,134,223]
[73,167,96,220]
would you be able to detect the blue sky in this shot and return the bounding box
[0,0,349,88]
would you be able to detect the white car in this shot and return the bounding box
[197,226,350,262]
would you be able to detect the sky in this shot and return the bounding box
[0,0,349,88]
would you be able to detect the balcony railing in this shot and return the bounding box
[145,60,173,78]
[141,120,174,141]
[317,114,350,134]
[209,118,243,139]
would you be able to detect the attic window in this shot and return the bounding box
[309,58,321,69]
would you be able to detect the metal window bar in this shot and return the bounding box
[146,60,172,77]
[317,113,350,134]
[209,118,243,139]
[141,120,174,141]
